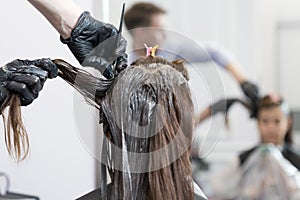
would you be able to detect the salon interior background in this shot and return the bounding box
[1,0,300,199]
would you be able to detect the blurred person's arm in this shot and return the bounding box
[226,63,260,107]
[204,42,237,69]
[226,63,247,83]
[194,98,240,127]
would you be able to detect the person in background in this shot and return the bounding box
[124,2,236,68]
[194,63,300,199]
[195,63,299,168]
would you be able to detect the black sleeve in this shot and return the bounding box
[238,146,258,166]
[282,145,300,170]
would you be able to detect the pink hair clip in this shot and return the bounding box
[268,91,282,103]
[144,44,158,57]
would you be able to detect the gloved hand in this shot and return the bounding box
[60,11,128,79]
[205,42,236,68]
[0,58,58,107]
[240,81,260,118]
[210,98,239,115]
[240,81,260,104]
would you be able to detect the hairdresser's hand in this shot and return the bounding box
[240,81,260,103]
[61,11,128,79]
[210,98,239,115]
[206,42,236,68]
[0,58,58,106]
[0,83,9,108]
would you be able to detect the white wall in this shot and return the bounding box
[0,1,101,199]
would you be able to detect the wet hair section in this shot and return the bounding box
[53,59,114,109]
[0,59,115,161]
[100,56,194,199]
[1,56,196,199]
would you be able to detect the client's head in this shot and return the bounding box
[100,56,194,199]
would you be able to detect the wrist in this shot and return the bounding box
[226,63,246,83]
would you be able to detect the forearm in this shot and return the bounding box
[28,0,83,39]
[226,63,247,84]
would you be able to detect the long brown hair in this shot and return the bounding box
[1,57,195,199]
[100,56,194,199]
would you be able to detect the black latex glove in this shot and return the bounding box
[60,11,128,79]
[240,81,260,104]
[240,81,260,118]
[0,58,58,107]
[210,98,239,115]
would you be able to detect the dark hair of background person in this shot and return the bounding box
[124,2,166,30]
